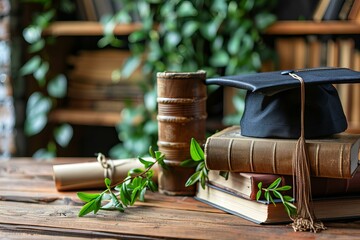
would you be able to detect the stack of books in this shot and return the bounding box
[66,49,143,112]
[195,126,360,224]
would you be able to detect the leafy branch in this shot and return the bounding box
[256,177,297,217]
[181,138,229,189]
[180,138,208,189]
[77,146,167,217]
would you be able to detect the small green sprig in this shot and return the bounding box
[180,138,208,189]
[256,177,297,217]
[77,146,167,217]
[181,138,229,189]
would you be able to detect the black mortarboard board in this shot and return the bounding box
[206,67,360,139]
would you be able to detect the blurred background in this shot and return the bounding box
[3,0,360,159]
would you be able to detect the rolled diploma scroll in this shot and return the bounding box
[53,158,158,191]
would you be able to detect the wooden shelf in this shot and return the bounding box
[49,108,121,127]
[266,21,360,35]
[43,21,142,36]
[45,21,360,36]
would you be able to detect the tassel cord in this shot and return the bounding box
[288,73,326,233]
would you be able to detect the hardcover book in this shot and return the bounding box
[208,170,360,200]
[196,183,360,224]
[205,126,360,178]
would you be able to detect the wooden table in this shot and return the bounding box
[1,158,360,239]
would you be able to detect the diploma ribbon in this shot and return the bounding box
[97,153,115,182]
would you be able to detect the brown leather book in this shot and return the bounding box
[196,183,360,224]
[208,170,360,200]
[205,126,360,178]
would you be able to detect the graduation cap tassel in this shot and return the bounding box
[289,73,326,233]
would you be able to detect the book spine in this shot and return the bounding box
[204,137,353,178]
[226,172,360,200]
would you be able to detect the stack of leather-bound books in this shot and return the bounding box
[195,68,360,224]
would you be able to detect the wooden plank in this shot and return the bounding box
[49,109,121,126]
[1,201,360,239]
[266,21,360,35]
[2,158,360,239]
[43,21,142,36]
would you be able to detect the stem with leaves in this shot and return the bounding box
[256,177,297,217]
[181,138,229,189]
[180,138,208,189]
[77,146,167,217]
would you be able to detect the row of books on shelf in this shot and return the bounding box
[66,49,143,112]
[275,37,359,72]
[274,36,360,127]
[76,0,139,22]
[313,0,360,21]
[195,126,360,224]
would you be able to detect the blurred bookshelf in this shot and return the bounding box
[266,20,360,35]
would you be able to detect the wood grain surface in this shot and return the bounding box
[1,158,360,239]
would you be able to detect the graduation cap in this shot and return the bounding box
[206,67,360,139]
[205,67,360,232]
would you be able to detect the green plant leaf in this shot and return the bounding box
[148,180,158,192]
[190,138,204,161]
[104,178,111,188]
[154,150,165,161]
[268,177,282,189]
[200,172,206,189]
[177,1,197,17]
[283,195,294,202]
[284,201,297,210]
[180,159,198,168]
[34,9,55,28]
[256,190,262,201]
[264,191,270,202]
[23,25,42,44]
[268,194,275,205]
[164,31,181,49]
[227,28,245,55]
[272,190,282,199]
[20,56,41,76]
[185,171,201,187]
[78,199,97,217]
[255,13,277,31]
[26,92,52,118]
[200,16,222,40]
[130,186,140,205]
[120,182,131,206]
[139,157,154,168]
[33,61,49,84]
[128,168,143,176]
[276,185,292,191]
[209,50,229,67]
[32,148,55,159]
[219,171,229,180]
[129,30,147,43]
[47,74,67,98]
[182,21,199,37]
[139,186,147,201]
[195,161,205,172]
[148,145,156,158]
[24,113,48,136]
[121,56,141,79]
[28,39,45,53]
[54,124,73,147]
[144,90,157,112]
[77,192,101,203]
